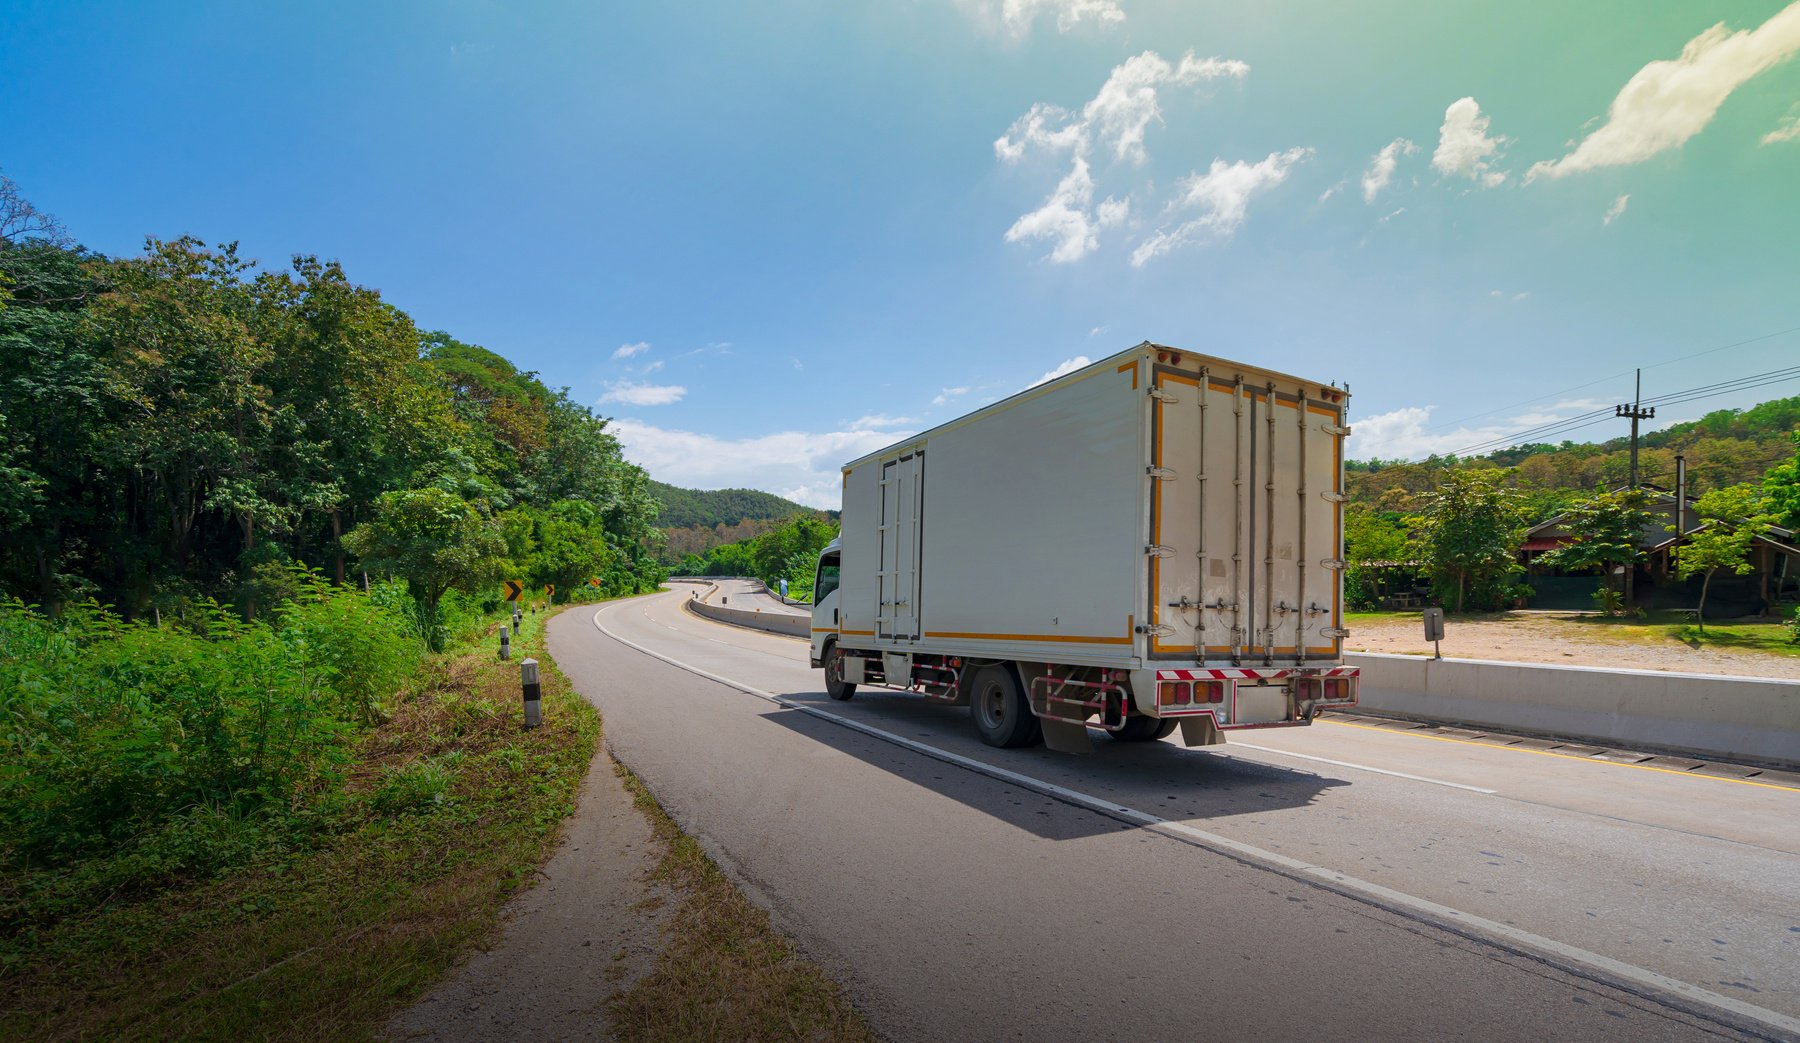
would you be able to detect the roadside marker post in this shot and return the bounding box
[1423,607,1445,661]
[520,658,542,729]
[499,626,511,661]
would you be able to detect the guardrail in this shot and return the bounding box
[1347,652,1800,769]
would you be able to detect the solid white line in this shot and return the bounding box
[588,600,1800,1042]
[1227,742,1499,794]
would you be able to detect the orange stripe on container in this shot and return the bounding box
[927,631,1133,645]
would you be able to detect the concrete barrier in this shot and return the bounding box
[685,591,812,638]
[668,588,1799,767]
[1348,652,1800,768]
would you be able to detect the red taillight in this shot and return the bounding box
[1158,681,1191,706]
[1324,677,1352,701]
[1199,681,1225,703]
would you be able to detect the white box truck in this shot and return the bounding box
[808,342,1360,754]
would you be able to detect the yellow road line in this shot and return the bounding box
[1321,719,1799,793]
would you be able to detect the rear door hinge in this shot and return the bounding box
[1146,466,1178,481]
[1148,387,1179,403]
[1145,544,1176,558]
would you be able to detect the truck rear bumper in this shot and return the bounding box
[1144,666,1360,725]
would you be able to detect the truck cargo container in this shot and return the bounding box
[808,342,1359,754]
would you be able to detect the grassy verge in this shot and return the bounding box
[0,603,598,1042]
[607,765,875,1043]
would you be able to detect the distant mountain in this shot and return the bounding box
[648,481,817,529]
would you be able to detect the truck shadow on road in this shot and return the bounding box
[763,689,1349,841]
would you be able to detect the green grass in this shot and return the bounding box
[0,602,601,1042]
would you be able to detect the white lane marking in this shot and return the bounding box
[588,602,1800,1042]
[1228,742,1498,794]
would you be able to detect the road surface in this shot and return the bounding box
[547,588,1800,1042]
[701,576,806,616]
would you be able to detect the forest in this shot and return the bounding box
[0,177,665,632]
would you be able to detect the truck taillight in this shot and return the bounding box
[1158,681,1191,706]
[1197,681,1225,703]
[1324,677,1352,701]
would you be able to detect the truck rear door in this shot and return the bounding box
[1148,365,1344,663]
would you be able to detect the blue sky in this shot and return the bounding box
[4,1,1799,507]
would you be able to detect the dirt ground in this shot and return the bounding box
[1346,612,1800,680]
[387,748,672,1042]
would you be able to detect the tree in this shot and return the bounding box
[341,488,505,648]
[1764,430,1800,531]
[1407,469,1528,613]
[1343,508,1411,610]
[1536,488,1653,612]
[1672,484,1775,630]
[0,169,71,247]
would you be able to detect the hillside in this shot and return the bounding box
[1348,394,1800,516]
[648,481,815,529]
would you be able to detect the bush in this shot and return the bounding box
[0,576,423,866]
[1788,605,1799,644]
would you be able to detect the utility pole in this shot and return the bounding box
[1616,369,1656,611]
[1617,369,1655,489]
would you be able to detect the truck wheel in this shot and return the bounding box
[824,643,856,701]
[1109,716,1178,742]
[969,665,1042,748]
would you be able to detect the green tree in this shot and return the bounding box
[1536,488,1653,612]
[1764,430,1800,531]
[1407,469,1528,613]
[341,488,505,648]
[1672,484,1775,630]
[1344,508,1411,611]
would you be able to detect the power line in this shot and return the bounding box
[1441,362,1800,458]
[1421,323,1800,434]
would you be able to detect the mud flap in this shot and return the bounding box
[1179,717,1223,748]
[1038,717,1095,755]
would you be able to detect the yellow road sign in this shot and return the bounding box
[544,583,555,597]
[588,577,601,588]
[502,579,524,602]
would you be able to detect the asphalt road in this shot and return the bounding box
[547,588,1800,1042]
[702,576,806,616]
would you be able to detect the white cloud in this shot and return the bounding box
[1362,138,1417,203]
[1530,4,1800,179]
[1379,206,1406,223]
[996,49,1248,262]
[1317,181,1344,203]
[612,341,650,360]
[1602,193,1631,225]
[1762,107,1800,143]
[1348,399,1609,460]
[1003,157,1129,263]
[1085,50,1250,165]
[1087,326,1107,337]
[1130,147,1312,266]
[932,386,971,405]
[1487,289,1529,301]
[599,381,687,406]
[960,0,1126,38]
[610,419,915,510]
[1433,97,1509,186]
[1028,356,1091,389]
[846,414,918,430]
[642,360,665,374]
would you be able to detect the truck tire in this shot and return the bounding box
[1109,716,1179,742]
[969,665,1042,748]
[824,643,856,701]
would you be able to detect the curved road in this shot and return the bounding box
[547,588,1800,1042]
[699,577,806,616]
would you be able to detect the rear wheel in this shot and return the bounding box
[1109,716,1178,742]
[824,643,856,701]
[969,665,1042,748]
